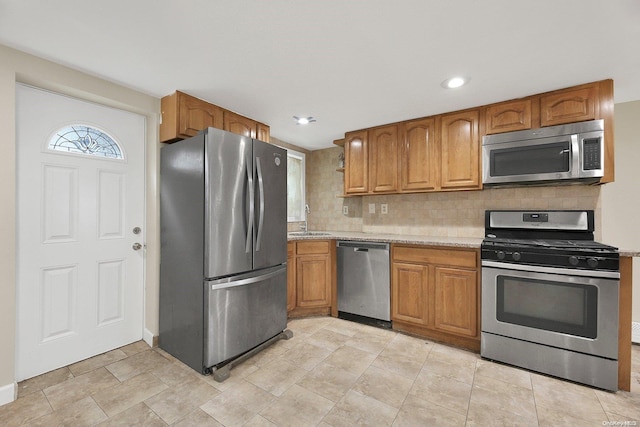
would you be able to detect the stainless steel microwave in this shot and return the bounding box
[482,120,604,186]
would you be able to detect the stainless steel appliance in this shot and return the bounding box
[337,241,391,328]
[481,210,620,391]
[482,120,604,186]
[160,127,290,381]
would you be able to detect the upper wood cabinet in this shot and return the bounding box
[369,124,399,193]
[344,130,369,194]
[160,91,270,143]
[257,123,271,143]
[439,110,481,190]
[339,79,614,194]
[485,80,612,132]
[540,84,599,127]
[224,110,257,139]
[400,118,437,192]
[485,99,534,134]
[161,91,224,143]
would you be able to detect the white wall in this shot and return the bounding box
[602,100,640,324]
[0,44,160,405]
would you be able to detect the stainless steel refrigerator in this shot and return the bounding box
[159,127,288,378]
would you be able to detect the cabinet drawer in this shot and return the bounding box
[393,245,477,268]
[296,240,330,255]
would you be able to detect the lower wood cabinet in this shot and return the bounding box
[287,240,335,317]
[391,244,480,350]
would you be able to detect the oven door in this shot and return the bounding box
[482,260,619,360]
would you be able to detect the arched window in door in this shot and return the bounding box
[48,125,124,159]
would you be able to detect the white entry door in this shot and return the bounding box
[16,84,145,381]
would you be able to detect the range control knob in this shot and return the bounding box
[512,252,522,261]
[569,256,580,266]
[587,258,599,268]
[496,251,506,260]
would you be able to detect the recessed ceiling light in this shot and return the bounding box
[441,76,469,89]
[293,116,316,125]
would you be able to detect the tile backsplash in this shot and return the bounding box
[305,146,602,239]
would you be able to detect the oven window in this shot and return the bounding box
[490,141,570,177]
[496,275,598,338]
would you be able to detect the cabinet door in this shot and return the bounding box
[296,255,331,308]
[485,99,533,134]
[369,124,398,193]
[257,123,270,143]
[178,93,224,138]
[287,242,296,312]
[440,110,480,190]
[540,85,598,127]
[224,111,257,138]
[400,118,438,191]
[433,267,477,337]
[392,262,428,326]
[344,130,369,194]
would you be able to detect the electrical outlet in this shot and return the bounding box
[381,204,388,214]
[342,206,349,215]
[369,203,376,214]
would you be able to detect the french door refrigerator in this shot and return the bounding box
[160,127,288,377]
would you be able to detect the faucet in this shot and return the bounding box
[300,204,310,233]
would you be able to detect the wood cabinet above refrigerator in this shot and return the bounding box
[160,90,270,143]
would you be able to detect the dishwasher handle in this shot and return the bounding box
[336,240,389,251]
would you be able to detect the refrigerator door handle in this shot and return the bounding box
[246,157,254,253]
[208,266,285,290]
[255,156,265,251]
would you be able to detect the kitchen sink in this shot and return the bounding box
[288,231,332,236]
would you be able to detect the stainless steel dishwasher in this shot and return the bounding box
[337,241,391,328]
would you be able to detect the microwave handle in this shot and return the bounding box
[570,134,581,178]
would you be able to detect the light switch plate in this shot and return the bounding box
[368,203,376,214]
[342,206,349,215]
[381,204,388,214]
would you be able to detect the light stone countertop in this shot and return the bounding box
[287,230,483,249]
[287,231,640,256]
[619,249,640,257]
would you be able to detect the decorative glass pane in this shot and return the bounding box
[48,125,123,159]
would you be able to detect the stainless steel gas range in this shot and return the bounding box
[480,210,620,391]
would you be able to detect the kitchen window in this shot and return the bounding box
[287,149,305,222]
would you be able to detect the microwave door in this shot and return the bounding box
[483,136,573,184]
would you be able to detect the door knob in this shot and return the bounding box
[133,227,141,235]
[132,243,142,251]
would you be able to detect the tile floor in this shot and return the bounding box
[2,316,640,426]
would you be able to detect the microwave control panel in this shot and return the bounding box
[582,137,602,170]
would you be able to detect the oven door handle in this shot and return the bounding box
[481,260,620,279]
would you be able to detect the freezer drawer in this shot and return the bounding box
[337,241,391,322]
[204,264,287,368]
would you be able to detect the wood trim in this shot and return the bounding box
[599,79,615,183]
[618,256,632,391]
[288,307,331,318]
[160,92,178,143]
[330,241,338,317]
[392,320,480,352]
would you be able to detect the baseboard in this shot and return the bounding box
[0,382,16,407]
[143,328,156,348]
[633,322,640,344]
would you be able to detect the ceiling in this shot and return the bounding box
[1,1,639,151]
